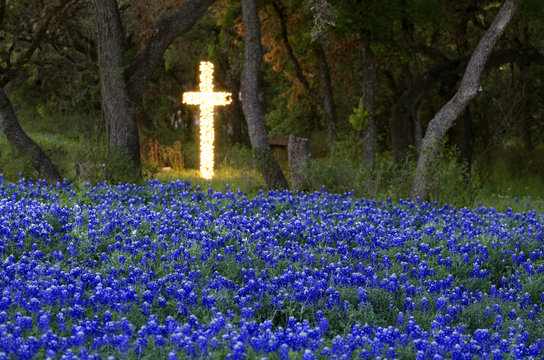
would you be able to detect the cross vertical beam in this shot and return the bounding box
[183,62,232,179]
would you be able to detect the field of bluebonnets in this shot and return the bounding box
[1,175,544,359]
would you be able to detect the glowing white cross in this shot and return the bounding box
[183,61,232,179]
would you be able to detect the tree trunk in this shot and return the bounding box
[92,0,141,179]
[313,41,338,152]
[410,0,523,201]
[361,31,376,165]
[0,87,62,184]
[240,0,288,189]
[92,0,216,181]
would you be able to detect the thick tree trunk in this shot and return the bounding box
[410,0,523,201]
[92,0,141,179]
[91,0,215,181]
[313,41,338,152]
[0,88,62,184]
[361,32,376,165]
[240,0,288,189]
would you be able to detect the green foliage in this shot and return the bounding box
[0,129,85,183]
[0,142,35,183]
[457,298,496,333]
[348,104,369,132]
[304,136,485,208]
[265,96,316,137]
[478,160,544,213]
[104,149,143,186]
[425,145,481,208]
[405,0,449,32]
[219,143,254,171]
[163,47,180,73]
[364,288,403,327]
[153,167,264,198]
[305,138,415,201]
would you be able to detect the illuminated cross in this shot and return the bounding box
[183,61,232,179]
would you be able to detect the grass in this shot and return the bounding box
[153,166,265,197]
[1,107,543,213]
[477,161,544,213]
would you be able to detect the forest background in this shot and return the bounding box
[1,0,543,211]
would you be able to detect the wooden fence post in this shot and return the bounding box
[288,135,311,190]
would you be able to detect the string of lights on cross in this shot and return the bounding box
[182,62,232,179]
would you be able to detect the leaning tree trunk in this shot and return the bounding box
[0,88,62,184]
[240,0,288,189]
[410,0,523,201]
[92,0,141,179]
[361,31,376,165]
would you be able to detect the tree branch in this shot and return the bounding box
[414,43,451,63]
[126,0,217,102]
[271,1,323,108]
[0,0,81,87]
[64,20,98,61]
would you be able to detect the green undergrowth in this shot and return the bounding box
[0,109,543,212]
